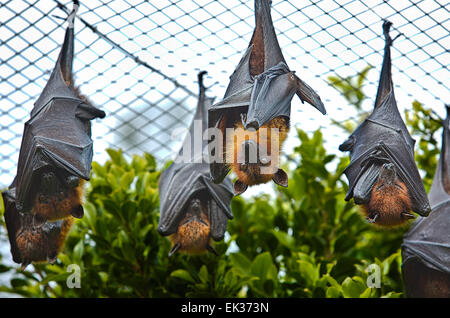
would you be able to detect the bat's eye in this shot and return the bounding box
[39,194,48,203]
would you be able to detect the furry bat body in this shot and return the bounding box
[208,0,326,195]
[2,1,105,268]
[339,21,430,226]
[402,106,450,297]
[3,186,74,269]
[158,72,234,256]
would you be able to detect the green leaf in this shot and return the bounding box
[171,270,195,283]
[198,265,209,284]
[229,253,252,276]
[326,286,341,298]
[341,277,366,298]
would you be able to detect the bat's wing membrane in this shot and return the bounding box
[402,106,450,275]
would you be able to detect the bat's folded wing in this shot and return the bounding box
[245,62,296,130]
[15,99,95,210]
[158,163,233,239]
[402,202,450,274]
[2,188,22,264]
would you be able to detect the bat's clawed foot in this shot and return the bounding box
[48,253,58,265]
[168,243,181,257]
[367,213,379,224]
[71,205,84,219]
[20,262,30,271]
[401,212,415,220]
[233,180,248,196]
[206,244,218,256]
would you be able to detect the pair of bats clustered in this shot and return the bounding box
[1,1,448,294]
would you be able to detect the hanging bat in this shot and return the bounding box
[401,105,450,297]
[338,21,431,226]
[208,0,326,195]
[2,1,104,268]
[158,72,234,256]
[2,185,74,270]
[11,0,105,222]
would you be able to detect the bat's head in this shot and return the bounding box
[376,163,397,187]
[169,197,216,256]
[363,163,414,227]
[184,198,205,222]
[227,118,289,195]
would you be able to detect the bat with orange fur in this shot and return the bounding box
[158,72,233,256]
[208,0,326,195]
[402,105,450,297]
[339,21,430,226]
[2,1,104,267]
[2,187,74,270]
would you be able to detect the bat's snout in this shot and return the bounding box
[378,163,397,185]
[188,198,203,216]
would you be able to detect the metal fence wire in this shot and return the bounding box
[0,0,449,188]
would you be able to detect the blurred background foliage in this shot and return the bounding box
[0,66,442,297]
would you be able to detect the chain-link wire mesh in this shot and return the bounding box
[1,0,449,188]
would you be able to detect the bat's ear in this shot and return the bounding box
[233,180,248,196]
[76,103,106,120]
[272,169,288,187]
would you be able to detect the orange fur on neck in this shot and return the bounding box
[225,117,289,186]
[362,179,413,227]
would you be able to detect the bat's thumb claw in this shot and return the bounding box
[206,244,218,256]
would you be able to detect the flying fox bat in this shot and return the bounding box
[2,1,104,267]
[401,106,450,297]
[11,0,105,221]
[158,72,234,256]
[2,186,74,270]
[208,0,326,195]
[338,21,431,226]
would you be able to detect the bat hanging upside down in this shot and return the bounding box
[1,0,105,268]
[339,21,430,227]
[158,71,234,257]
[208,0,325,195]
[361,163,415,226]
